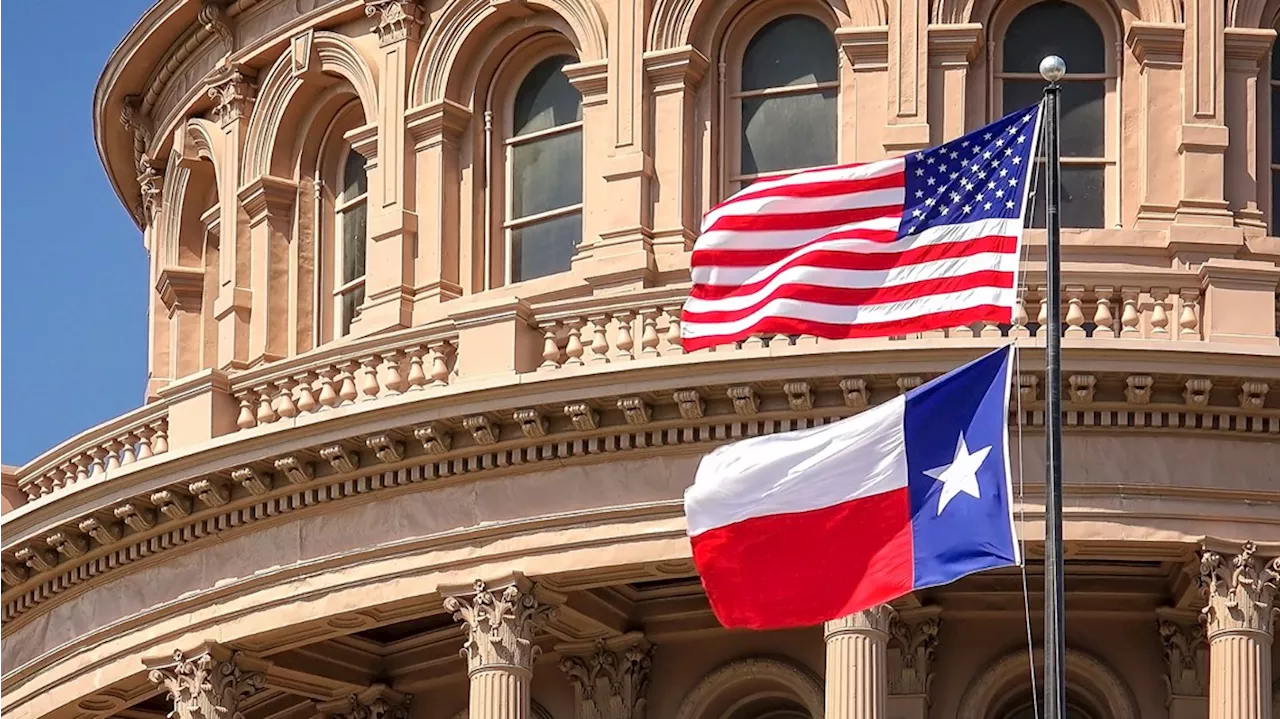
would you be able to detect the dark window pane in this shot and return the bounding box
[1272,86,1280,162]
[513,56,583,136]
[343,150,367,198]
[1272,170,1280,234]
[1272,46,1280,79]
[341,284,365,336]
[742,15,838,91]
[512,212,582,282]
[342,202,367,284]
[511,129,583,218]
[1003,1,1105,74]
[1003,79,1104,157]
[1027,163,1104,228]
[741,89,837,174]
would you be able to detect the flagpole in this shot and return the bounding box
[1038,55,1067,719]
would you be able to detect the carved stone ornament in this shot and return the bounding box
[414,424,453,454]
[1184,379,1213,408]
[198,0,234,49]
[274,456,314,484]
[366,434,405,463]
[364,0,425,45]
[727,386,759,417]
[1239,381,1270,410]
[673,390,705,420]
[825,604,896,637]
[321,445,361,473]
[783,382,813,412]
[514,409,549,438]
[888,614,940,696]
[317,686,411,719]
[1067,374,1096,405]
[1197,542,1280,637]
[839,378,869,408]
[231,467,273,495]
[564,403,600,431]
[443,579,558,673]
[137,155,164,222]
[617,397,651,425]
[207,67,257,126]
[463,416,499,445]
[1157,618,1207,698]
[559,639,654,719]
[147,648,265,719]
[1124,375,1153,404]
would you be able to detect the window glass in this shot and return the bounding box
[1003,1,1105,74]
[742,15,838,91]
[513,56,583,136]
[1027,164,1105,228]
[512,213,582,283]
[343,149,367,198]
[1002,79,1105,157]
[511,129,584,218]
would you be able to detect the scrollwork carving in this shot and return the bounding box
[364,0,425,44]
[888,613,940,696]
[147,648,265,719]
[559,639,653,719]
[444,579,558,673]
[1157,618,1206,699]
[1198,541,1280,637]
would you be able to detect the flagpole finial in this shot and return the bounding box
[1039,55,1066,83]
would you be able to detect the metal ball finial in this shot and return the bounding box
[1039,55,1066,83]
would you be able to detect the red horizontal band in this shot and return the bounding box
[705,203,904,233]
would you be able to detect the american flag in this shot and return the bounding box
[680,103,1043,352]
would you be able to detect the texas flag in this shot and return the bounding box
[685,345,1020,629]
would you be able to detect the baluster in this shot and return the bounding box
[1092,286,1115,339]
[640,310,661,357]
[359,357,382,401]
[1179,288,1200,339]
[980,319,1002,338]
[744,333,767,349]
[236,396,257,429]
[119,433,139,465]
[540,324,563,370]
[295,372,319,412]
[429,343,451,386]
[1064,286,1086,337]
[276,378,299,418]
[338,362,360,405]
[1010,296,1030,338]
[406,346,429,389]
[49,470,64,492]
[383,351,407,395]
[104,441,123,471]
[563,321,586,366]
[74,456,91,482]
[36,475,55,496]
[1036,286,1049,336]
[89,448,107,478]
[136,426,155,460]
[151,421,169,454]
[1120,287,1140,337]
[318,368,341,408]
[615,312,636,360]
[951,323,974,338]
[60,464,77,490]
[1151,288,1170,337]
[588,315,611,363]
[255,386,279,424]
[665,307,684,355]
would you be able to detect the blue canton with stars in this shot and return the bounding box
[897,103,1042,239]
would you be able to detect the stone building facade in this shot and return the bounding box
[2,0,1280,718]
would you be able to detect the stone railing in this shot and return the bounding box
[13,404,170,503]
[227,322,459,431]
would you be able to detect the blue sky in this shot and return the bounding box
[2,1,158,465]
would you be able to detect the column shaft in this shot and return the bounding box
[1208,631,1272,719]
[825,607,893,719]
[470,668,532,719]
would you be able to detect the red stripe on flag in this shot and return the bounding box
[691,228,902,267]
[691,488,915,630]
[714,172,907,208]
[679,305,1013,352]
[681,271,1015,324]
[706,204,904,233]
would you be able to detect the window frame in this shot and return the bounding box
[989,0,1120,228]
[314,101,369,343]
[719,3,842,199]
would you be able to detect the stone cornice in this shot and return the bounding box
[926,23,984,63]
[1125,22,1185,66]
[156,266,207,312]
[237,175,298,221]
[642,46,710,92]
[836,26,890,69]
[406,99,472,149]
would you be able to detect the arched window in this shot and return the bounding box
[996,0,1111,228]
[730,14,838,192]
[1002,702,1094,719]
[505,55,583,284]
[336,149,368,336]
[1270,40,1279,233]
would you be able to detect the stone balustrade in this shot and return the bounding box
[13,407,169,503]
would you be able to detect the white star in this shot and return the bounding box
[1006,200,1016,209]
[926,155,936,165]
[1012,156,1022,165]
[912,208,924,217]
[962,203,972,213]
[984,202,993,210]
[984,132,993,140]
[916,168,925,176]
[927,177,937,186]
[915,189,925,198]
[915,152,925,160]
[924,434,992,515]
[1016,135,1027,144]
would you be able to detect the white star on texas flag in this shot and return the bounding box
[924,434,993,515]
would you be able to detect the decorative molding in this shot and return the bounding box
[888,609,941,697]
[1068,375,1097,405]
[206,66,257,126]
[316,685,410,719]
[565,403,600,432]
[198,0,235,51]
[136,155,164,222]
[783,382,813,412]
[366,435,405,464]
[146,645,265,719]
[1156,613,1207,699]
[443,577,558,674]
[1184,379,1212,408]
[515,409,550,439]
[826,605,896,638]
[414,424,453,454]
[1197,541,1280,637]
[1125,376,1154,404]
[274,456,314,484]
[463,416,499,445]
[673,390,704,419]
[559,637,653,719]
[840,378,869,408]
[231,468,273,496]
[1240,382,1269,410]
[617,398,651,425]
[672,657,824,719]
[321,445,360,473]
[364,0,425,45]
[727,386,758,417]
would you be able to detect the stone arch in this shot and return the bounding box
[411,0,607,105]
[241,31,378,184]
[956,647,1140,719]
[1229,0,1280,27]
[648,0,883,55]
[932,0,1176,27]
[451,702,557,719]
[675,657,825,719]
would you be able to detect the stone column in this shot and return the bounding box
[1156,609,1208,719]
[887,608,940,719]
[145,643,265,719]
[1222,28,1275,235]
[317,684,411,719]
[824,605,894,719]
[885,0,931,153]
[444,578,558,719]
[406,99,469,319]
[1198,541,1280,719]
[559,634,653,719]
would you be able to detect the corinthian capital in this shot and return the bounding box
[207,66,257,126]
[364,0,425,45]
[888,609,940,696]
[146,644,265,719]
[559,636,653,719]
[1197,541,1280,637]
[316,685,411,719]
[137,155,164,222]
[825,604,897,638]
[1156,613,1207,699]
[443,577,558,673]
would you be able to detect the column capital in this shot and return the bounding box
[825,604,897,639]
[365,0,426,45]
[888,607,941,698]
[316,684,411,719]
[642,46,709,93]
[558,635,653,719]
[157,266,207,313]
[1155,609,1207,699]
[206,64,257,127]
[137,154,165,224]
[443,575,559,674]
[563,59,609,105]
[145,643,265,719]
[1197,541,1280,638]
[836,26,890,70]
[1124,22,1185,67]
[926,23,984,64]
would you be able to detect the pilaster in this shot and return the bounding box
[1175,0,1232,227]
[316,684,412,719]
[237,174,297,365]
[1197,541,1280,719]
[885,0,931,152]
[559,635,653,719]
[145,643,265,719]
[836,26,890,161]
[1126,22,1186,228]
[407,99,470,321]
[444,576,560,719]
[1156,608,1208,719]
[824,605,894,719]
[886,607,940,719]
[643,46,708,272]
[208,66,257,370]
[1223,28,1276,234]
[157,266,208,379]
[925,24,983,144]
